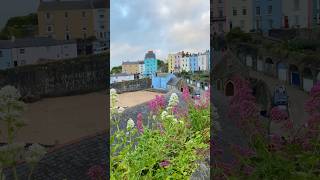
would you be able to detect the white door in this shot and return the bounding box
[303,78,314,92]
[278,68,288,81]
[257,60,263,72]
[246,56,253,67]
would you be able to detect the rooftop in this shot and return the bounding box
[145,51,156,59]
[38,0,108,11]
[0,37,76,49]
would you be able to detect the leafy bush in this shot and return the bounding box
[110,88,214,179]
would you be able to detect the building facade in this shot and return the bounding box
[151,73,175,90]
[212,0,227,34]
[138,61,145,75]
[37,0,108,51]
[144,50,157,76]
[0,48,13,70]
[180,55,190,72]
[0,37,77,68]
[122,61,140,74]
[189,54,198,72]
[197,50,210,71]
[174,51,184,73]
[167,54,175,73]
[282,0,311,28]
[253,0,282,32]
[226,0,253,32]
[311,0,320,27]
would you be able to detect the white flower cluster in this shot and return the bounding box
[0,85,21,100]
[166,93,179,112]
[110,89,118,115]
[126,118,135,130]
[25,143,46,164]
[160,110,183,124]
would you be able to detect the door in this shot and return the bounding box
[284,16,289,28]
[291,72,300,87]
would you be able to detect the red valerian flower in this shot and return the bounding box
[137,112,144,133]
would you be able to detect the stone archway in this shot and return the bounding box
[225,81,234,96]
[265,57,274,76]
[303,67,314,92]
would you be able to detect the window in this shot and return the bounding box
[268,6,272,14]
[20,49,25,54]
[0,50,2,57]
[269,19,273,28]
[83,27,87,31]
[100,25,105,29]
[65,33,70,40]
[242,8,247,15]
[294,0,300,10]
[46,12,50,19]
[233,8,237,16]
[218,8,224,17]
[256,7,260,15]
[100,32,103,38]
[82,11,86,17]
[65,12,68,18]
[47,25,52,32]
[100,14,104,18]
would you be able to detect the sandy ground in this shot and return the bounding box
[117,90,164,108]
[0,90,163,145]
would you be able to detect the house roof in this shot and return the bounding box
[38,0,108,11]
[167,77,182,86]
[3,131,107,179]
[145,51,156,59]
[0,37,76,49]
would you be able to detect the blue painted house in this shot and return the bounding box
[144,50,158,77]
[189,54,198,72]
[0,43,13,70]
[151,73,175,90]
[252,0,282,32]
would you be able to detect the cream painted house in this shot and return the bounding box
[226,0,253,32]
[167,54,175,73]
[282,0,311,28]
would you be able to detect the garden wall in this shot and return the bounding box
[0,54,108,101]
[110,78,151,93]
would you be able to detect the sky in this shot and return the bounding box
[110,0,210,68]
[0,0,38,29]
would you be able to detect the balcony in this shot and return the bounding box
[212,16,226,22]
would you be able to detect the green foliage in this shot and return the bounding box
[226,27,252,44]
[110,90,210,179]
[0,13,38,39]
[111,66,122,74]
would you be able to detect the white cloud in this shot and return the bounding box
[111,0,209,68]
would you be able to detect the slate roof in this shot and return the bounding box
[0,37,76,49]
[3,131,108,179]
[167,77,182,86]
[38,0,108,11]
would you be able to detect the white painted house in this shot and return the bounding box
[197,50,210,71]
[110,73,134,84]
[0,37,77,67]
[138,61,145,77]
[180,55,190,72]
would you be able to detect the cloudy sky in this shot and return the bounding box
[111,0,210,68]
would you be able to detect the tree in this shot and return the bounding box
[0,13,38,39]
[110,66,122,74]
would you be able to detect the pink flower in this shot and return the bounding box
[148,95,166,114]
[182,86,191,102]
[270,107,288,123]
[137,113,144,133]
[159,160,170,168]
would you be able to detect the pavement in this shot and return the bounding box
[249,70,309,129]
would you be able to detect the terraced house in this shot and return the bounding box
[212,0,227,34]
[122,61,140,74]
[226,0,253,32]
[37,0,108,53]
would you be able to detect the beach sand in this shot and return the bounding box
[0,90,163,144]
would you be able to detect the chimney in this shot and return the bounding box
[11,36,15,42]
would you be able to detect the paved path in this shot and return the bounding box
[212,88,248,163]
[249,70,309,129]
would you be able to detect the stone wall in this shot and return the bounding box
[110,78,151,93]
[0,54,108,101]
